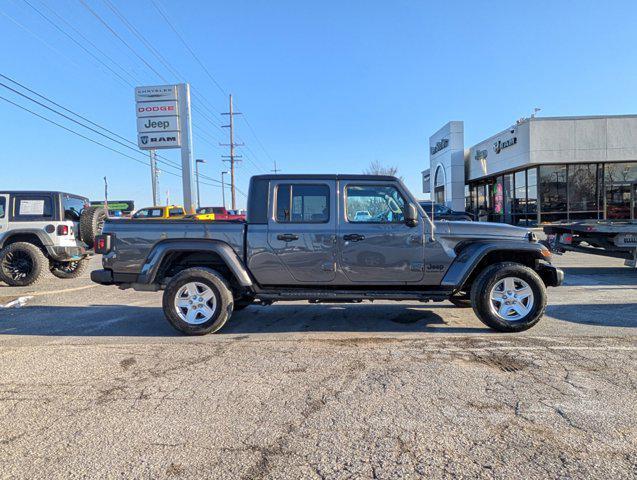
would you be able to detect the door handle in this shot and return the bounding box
[343,234,365,242]
[277,233,299,242]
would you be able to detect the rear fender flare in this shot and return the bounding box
[0,229,53,250]
[441,241,547,290]
[139,239,252,287]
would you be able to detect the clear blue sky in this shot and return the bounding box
[2,0,637,208]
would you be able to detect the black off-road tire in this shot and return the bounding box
[162,267,234,335]
[80,206,107,248]
[470,262,547,333]
[50,258,90,279]
[0,242,47,287]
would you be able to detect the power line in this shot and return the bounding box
[78,0,168,82]
[21,0,136,87]
[150,0,227,97]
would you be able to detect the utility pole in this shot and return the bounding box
[149,149,158,205]
[221,94,243,210]
[271,160,281,174]
[103,176,109,214]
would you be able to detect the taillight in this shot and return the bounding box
[94,234,112,254]
[57,225,69,236]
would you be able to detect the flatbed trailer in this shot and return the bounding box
[543,221,637,267]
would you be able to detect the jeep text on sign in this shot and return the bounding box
[136,101,179,118]
[136,116,180,133]
[137,132,181,149]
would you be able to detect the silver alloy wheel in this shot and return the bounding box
[174,282,217,325]
[488,276,534,322]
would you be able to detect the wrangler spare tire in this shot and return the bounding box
[80,206,107,248]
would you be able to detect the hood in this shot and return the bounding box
[434,220,531,241]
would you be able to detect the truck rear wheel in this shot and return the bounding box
[50,259,89,279]
[470,262,547,332]
[0,242,47,287]
[162,267,233,335]
[80,206,107,248]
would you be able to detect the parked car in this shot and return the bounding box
[0,191,106,286]
[132,205,186,219]
[92,174,562,335]
[418,201,473,221]
[196,207,246,221]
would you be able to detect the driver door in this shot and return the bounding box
[338,182,424,283]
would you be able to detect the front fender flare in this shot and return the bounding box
[138,239,252,287]
[441,241,547,290]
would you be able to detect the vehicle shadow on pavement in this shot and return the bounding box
[547,303,637,328]
[561,267,637,286]
[225,304,491,334]
[0,304,491,336]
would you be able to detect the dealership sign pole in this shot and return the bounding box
[135,84,195,213]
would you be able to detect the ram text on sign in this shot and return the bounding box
[137,116,180,133]
[135,85,178,102]
[138,132,181,149]
[136,100,179,118]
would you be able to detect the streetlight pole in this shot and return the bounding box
[221,171,229,209]
[195,159,206,210]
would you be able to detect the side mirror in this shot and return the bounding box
[405,203,419,227]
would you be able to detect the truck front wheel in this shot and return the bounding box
[162,267,233,335]
[470,262,547,332]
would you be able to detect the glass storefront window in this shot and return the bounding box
[503,173,513,224]
[568,164,600,217]
[513,170,526,225]
[490,176,504,222]
[604,162,637,220]
[539,165,567,222]
[527,168,538,225]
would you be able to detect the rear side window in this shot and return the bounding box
[13,196,53,221]
[0,197,5,218]
[169,208,184,217]
[63,195,87,221]
[276,184,329,223]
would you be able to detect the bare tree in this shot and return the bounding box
[363,160,401,179]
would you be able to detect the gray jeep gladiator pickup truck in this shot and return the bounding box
[91,175,563,335]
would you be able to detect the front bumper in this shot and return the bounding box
[537,264,564,287]
[91,268,114,285]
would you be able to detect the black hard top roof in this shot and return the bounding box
[251,174,399,181]
[0,191,87,198]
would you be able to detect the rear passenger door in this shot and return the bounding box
[267,180,336,283]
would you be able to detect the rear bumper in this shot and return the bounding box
[538,264,564,287]
[91,269,114,285]
[46,245,88,261]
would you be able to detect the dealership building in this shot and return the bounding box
[423,115,637,225]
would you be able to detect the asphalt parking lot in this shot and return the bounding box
[0,254,636,478]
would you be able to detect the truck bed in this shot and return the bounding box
[101,219,246,275]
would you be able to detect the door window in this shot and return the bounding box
[0,197,5,218]
[275,184,329,223]
[345,185,405,223]
[169,208,185,217]
[63,195,87,221]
